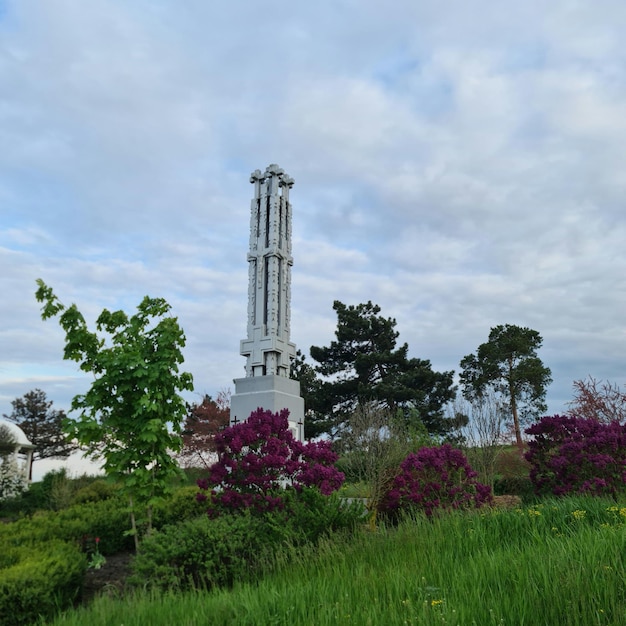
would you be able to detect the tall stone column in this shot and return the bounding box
[230,164,305,440]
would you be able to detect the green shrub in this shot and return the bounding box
[132,489,366,592]
[0,472,111,519]
[130,513,278,591]
[494,446,531,478]
[152,485,207,528]
[0,540,86,626]
[0,498,134,555]
[72,479,117,505]
[493,476,536,501]
[277,487,367,544]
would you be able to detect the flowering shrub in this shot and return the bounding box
[0,455,28,502]
[525,414,626,497]
[380,444,492,518]
[197,408,344,516]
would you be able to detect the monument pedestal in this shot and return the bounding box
[231,375,304,441]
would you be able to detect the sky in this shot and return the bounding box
[1,1,625,480]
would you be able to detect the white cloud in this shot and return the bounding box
[2,0,626,472]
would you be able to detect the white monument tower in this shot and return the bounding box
[230,164,305,441]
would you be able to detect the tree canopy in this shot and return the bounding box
[459,324,552,448]
[303,301,456,439]
[36,279,193,548]
[179,391,230,469]
[3,389,76,473]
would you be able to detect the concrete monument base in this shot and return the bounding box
[231,375,305,441]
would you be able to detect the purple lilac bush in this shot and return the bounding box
[197,408,344,516]
[380,444,492,519]
[525,414,626,497]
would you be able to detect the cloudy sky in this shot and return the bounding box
[2,1,625,478]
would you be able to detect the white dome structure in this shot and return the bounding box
[0,419,35,450]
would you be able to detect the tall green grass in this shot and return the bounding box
[50,496,626,626]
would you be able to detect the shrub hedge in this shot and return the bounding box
[132,488,366,592]
[0,483,213,625]
[0,540,86,626]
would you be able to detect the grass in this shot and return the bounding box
[49,496,626,626]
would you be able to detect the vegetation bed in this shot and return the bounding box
[48,496,626,626]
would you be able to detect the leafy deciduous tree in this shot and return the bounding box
[179,391,230,469]
[308,301,456,439]
[35,279,193,549]
[3,389,76,477]
[453,392,507,487]
[460,324,552,449]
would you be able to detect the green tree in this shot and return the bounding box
[35,279,193,549]
[459,324,552,449]
[3,389,76,478]
[291,349,326,439]
[308,301,456,439]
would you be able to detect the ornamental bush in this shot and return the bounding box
[0,540,86,626]
[525,414,626,497]
[0,455,28,502]
[197,408,345,516]
[132,489,365,592]
[380,444,492,519]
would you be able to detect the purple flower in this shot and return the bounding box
[380,445,492,518]
[195,408,344,516]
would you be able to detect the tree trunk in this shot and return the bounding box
[511,400,524,449]
[129,496,139,552]
[509,358,524,450]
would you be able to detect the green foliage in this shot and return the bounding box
[0,423,17,456]
[493,476,535,501]
[0,482,220,626]
[277,487,367,544]
[336,404,434,522]
[132,489,365,592]
[460,324,552,447]
[48,496,626,626]
[3,388,77,462]
[0,497,135,555]
[130,513,279,591]
[0,471,115,518]
[35,280,194,546]
[0,540,86,626]
[307,300,456,439]
[72,479,118,505]
[151,485,207,527]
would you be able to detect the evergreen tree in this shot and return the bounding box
[307,301,456,439]
[3,389,77,477]
[459,324,552,448]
